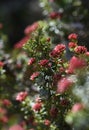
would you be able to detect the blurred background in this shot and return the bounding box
[0,0,89,48]
[0,0,43,47]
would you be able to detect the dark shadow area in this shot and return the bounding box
[0,0,43,47]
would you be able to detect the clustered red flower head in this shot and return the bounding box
[53,73,61,86]
[0,61,4,67]
[14,36,30,49]
[24,22,39,35]
[60,98,69,106]
[30,72,40,81]
[53,73,61,82]
[35,97,42,103]
[9,124,24,130]
[0,23,3,29]
[49,12,62,19]
[44,119,51,126]
[39,59,49,66]
[86,51,89,56]
[50,107,58,117]
[33,102,42,111]
[28,58,36,66]
[0,107,8,123]
[50,44,66,57]
[54,44,66,52]
[2,99,11,106]
[74,46,87,54]
[16,91,28,102]
[68,42,77,48]
[57,77,72,93]
[33,97,42,111]
[0,107,7,114]
[59,67,65,73]
[0,116,8,123]
[67,56,86,73]
[71,103,84,113]
[68,33,78,40]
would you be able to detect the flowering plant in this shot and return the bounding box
[0,0,89,130]
[21,22,89,129]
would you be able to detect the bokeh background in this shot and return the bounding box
[0,0,43,47]
[0,0,89,48]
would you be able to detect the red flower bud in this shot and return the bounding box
[0,61,4,67]
[33,103,42,111]
[68,33,78,40]
[39,59,49,66]
[50,107,58,117]
[44,119,51,126]
[24,22,39,35]
[68,42,77,48]
[57,78,72,93]
[28,58,35,66]
[71,103,84,113]
[16,91,28,102]
[30,72,39,81]
[74,46,87,54]
[67,56,86,73]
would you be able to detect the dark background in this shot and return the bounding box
[0,0,43,47]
